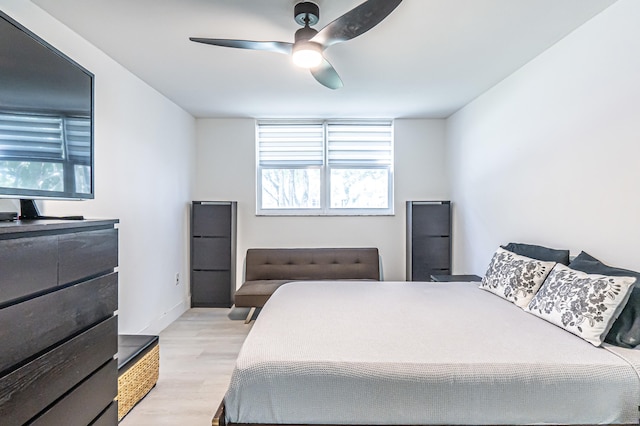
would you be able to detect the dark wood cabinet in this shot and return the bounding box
[191,201,237,307]
[0,219,119,426]
[406,201,451,281]
[430,274,481,282]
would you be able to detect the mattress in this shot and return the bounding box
[224,281,640,425]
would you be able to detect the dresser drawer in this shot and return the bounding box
[29,358,117,426]
[0,272,118,373]
[59,229,118,284]
[90,402,118,426]
[0,316,117,426]
[0,235,58,305]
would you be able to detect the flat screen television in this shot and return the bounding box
[0,10,94,219]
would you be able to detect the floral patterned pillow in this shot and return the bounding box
[526,263,637,346]
[480,247,556,308]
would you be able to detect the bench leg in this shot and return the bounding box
[244,307,256,324]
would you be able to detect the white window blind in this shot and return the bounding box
[0,112,92,194]
[327,121,393,166]
[65,117,91,163]
[258,122,324,167]
[0,113,65,160]
[0,112,91,164]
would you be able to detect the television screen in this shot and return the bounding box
[0,11,94,201]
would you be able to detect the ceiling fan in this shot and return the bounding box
[189,0,403,90]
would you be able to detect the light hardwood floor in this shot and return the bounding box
[119,308,252,426]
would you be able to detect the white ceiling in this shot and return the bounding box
[31,0,617,119]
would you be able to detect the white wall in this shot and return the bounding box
[194,118,448,286]
[447,0,640,276]
[1,1,196,334]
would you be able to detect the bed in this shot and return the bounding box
[217,280,640,426]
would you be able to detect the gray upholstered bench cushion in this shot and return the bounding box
[234,248,380,309]
[234,280,293,308]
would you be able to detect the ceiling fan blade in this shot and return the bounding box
[311,0,402,48]
[189,38,293,55]
[310,58,344,90]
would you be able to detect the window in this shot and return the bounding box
[257,120,394,215]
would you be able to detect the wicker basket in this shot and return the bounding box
[117,344,160,421]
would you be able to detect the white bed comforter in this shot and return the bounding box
[224,281,640,425]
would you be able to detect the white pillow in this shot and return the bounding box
[526,263,636,346]
[480,247,556,308]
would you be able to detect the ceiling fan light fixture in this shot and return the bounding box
[292,42,323,68]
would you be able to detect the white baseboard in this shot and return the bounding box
[138,297,189,335]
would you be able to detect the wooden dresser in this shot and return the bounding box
[0,219,119,426]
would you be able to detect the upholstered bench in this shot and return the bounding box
[234,248,380,323]
[116,335,159,421]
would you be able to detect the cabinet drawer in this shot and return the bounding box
[0,316,117,426]
[411,203,450,236]
[59,229,118,285]
[414,267,451,281]
[412,236,451,268]
[192,270,231,307]
[412,236,451,281]
[30,359,117,426]
[0,272,118,373]
[192,203,231,237]
[192,237,231,270]
[0,235,58,305]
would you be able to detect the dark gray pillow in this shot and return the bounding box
[501,242,570,265]
[569,251,640,348]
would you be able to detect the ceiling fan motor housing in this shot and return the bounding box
[295,25,318,42]
[294,2,320,26]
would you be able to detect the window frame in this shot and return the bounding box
[256,120,394,216]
